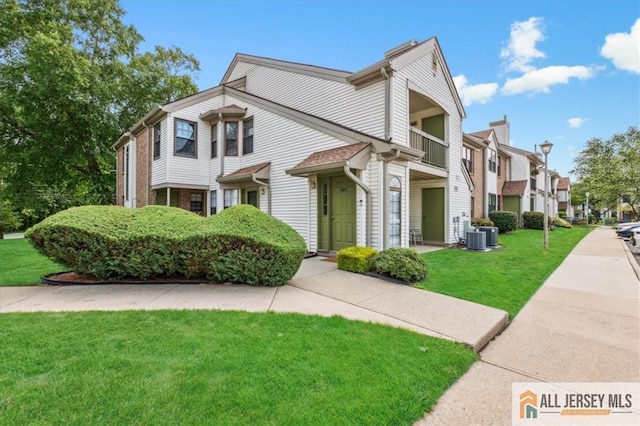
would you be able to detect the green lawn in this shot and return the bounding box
[0,310,477,425]
[417,227,589,318]
[0,238,65,286]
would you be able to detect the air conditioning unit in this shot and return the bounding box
[463,220,475,235]
[477,226,499,247]
[466,230,486,250]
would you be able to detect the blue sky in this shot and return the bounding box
[121,0,639,179]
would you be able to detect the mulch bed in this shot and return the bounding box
[42,271,209,286]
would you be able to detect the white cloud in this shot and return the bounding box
[502,65,598,95]
[453,74,499,106]
[568,117,587,128]
[600,18,640,73]
[500,17,546,73]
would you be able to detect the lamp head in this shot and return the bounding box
[540,141,553,155]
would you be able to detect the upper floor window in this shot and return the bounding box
[211,124,218,159]
[175,118,197,158]
[225,121,238,156]
[243,118,254,155]
[497,155,502,177]
[488,149,497,173]
[462,146,473,173]
[153,122,161,160]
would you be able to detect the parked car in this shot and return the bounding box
[615,221,640,231]
[631,228,640,248]
[616,223,640,239]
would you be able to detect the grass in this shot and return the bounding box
[0,238,65,286]
[417,227,589,318]
[0,310,477,425]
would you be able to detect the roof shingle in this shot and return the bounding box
[290,143,370,170]
[502,180,528,196]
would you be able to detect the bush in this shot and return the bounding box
[522,211,553,230]
[471,217,494,227]
[370,248,428,283]
[603,218,618,226]
[488,210,518,233]
[25,205,306,286]
[552,217,572,228]
[337,246,377,273]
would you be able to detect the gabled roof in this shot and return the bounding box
[463,133,487,149]
[499,143,544,166]
[286,143,371,176]
[469,129,493,140]
[557,177,570,190]
[217,162,271,184]
[502,180,528,196]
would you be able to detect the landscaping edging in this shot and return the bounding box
[42,271,209,286]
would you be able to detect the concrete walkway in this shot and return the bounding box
[0,251,508,352]
[419,226,640,425]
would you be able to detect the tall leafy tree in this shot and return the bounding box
[571,127,639,219]
[0,0,199,216]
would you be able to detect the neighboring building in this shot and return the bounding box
[114,38,472,252]
[557,176,574,218]
[465,116,567,224]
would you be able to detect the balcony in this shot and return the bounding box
[409,127,448,169]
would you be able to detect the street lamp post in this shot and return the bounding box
[586,191,590,229]
[540,141,553,249]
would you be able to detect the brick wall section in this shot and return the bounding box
[179,189,206,216]
[134,127,150,207]
[497,155,507,210]
[116,147,125,206]
[470,147,484,218]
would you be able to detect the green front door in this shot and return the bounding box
[422,188,444,242]
[504,196,521,222]
[331,176,356,251]
[318,176,356,251]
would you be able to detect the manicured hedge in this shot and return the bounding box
[522,211,552,230]
[337,246,377,273]
[25,205,306,286]
[471,217,494,227]
[370,248,428,283]
[488,210,518,233]
[552,217,572,228]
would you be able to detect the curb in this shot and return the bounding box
[619,240,640,282]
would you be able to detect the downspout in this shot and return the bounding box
[382,149,400,249]
[380,66,394,249]
[216,113,224,213]
[251,175,271,215]
[142,120,151,207]
[343,165,371,246]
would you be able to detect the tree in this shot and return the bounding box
[0,0,199,221]
[571,127,640,220]
[0,200,22,239]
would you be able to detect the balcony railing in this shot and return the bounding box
[409,127,447,169]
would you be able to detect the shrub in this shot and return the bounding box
[471,217,494,227]
[370,248,428,283]
[522,211,552,230]
[603,218,618,226]
[25,204,306,286]
[337,246,377,273]
[488,210,518,233]
[552,217,572,228]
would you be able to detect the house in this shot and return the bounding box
[556,177,573,218]
[464,116,565,223]
[113,38,472,252]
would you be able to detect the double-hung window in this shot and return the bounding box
[175,118,197,157]
[190,193,203,212]
[462,146,473,173]
[488,149,497,173]
[243,118,254,155]
[488,193,497,213]
[210,190,217,215]
[225,122,238,156]
[153,122,161,160]
[211,124,218,159]
[224,189,238,209]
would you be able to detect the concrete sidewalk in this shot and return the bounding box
[419,226,640,425]
[0,252,508,352]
